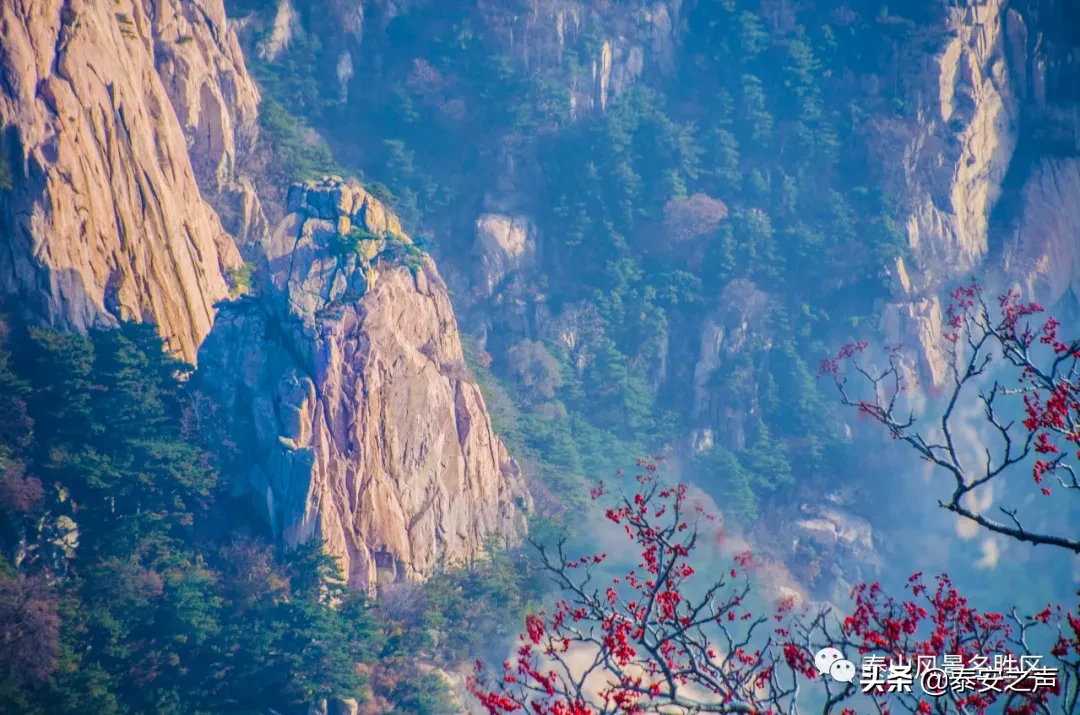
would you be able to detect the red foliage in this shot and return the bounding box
[823,283,1080,552]
[469,458,1079,715]
[470,285,1080,714]
[468,462,793,714]
[0,462,43,516]
[663,193,730,243]
[0,574,61,686]
[842,572,1080,714]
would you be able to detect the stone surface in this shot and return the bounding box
[901,0,1019,289]
[150,0,270,245]
[257,0,304,62]
[506,0,680,118]
[198,180,531,590]
[308,696,360,715]
[690,280,771,453]
[0,0,527,598]
[877,0,1019,384]
[243,0,679,120]
[794,504,875,557]
[507,0,677,116]
[877,0,1080,390]
[1001,157,1080,307]
[0,0,241,364]
[473,213,539,299]
[880,294,948,390]
[151,0,261,192]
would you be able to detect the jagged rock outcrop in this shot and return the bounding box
[875,0,1018,385]
[473,213,540,299]
[237,0,678,120]
[499,0,679,116]
[233,0,367,102]
[903,0,1019,289]
[1,0,527,596]
[880,284,948,390]
[198,179,531,590]
[151,0,260,192]
[151,0,269,245]
[1002,157,1080,306]
[451,211,547,361]
[793,502,880,605]
[0,0,241,364]
[880,0,1080,387]
[257,0,304,62]
[690,280,771,453]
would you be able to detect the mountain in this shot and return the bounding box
[250,0,1079,428]
[0,0,250,362]
[198,178,530,590]
[875,0,1080,385]
[245,0,1080,371]
[0,0,530,589]
[2,0,1079,712]
[227,0,1080,594]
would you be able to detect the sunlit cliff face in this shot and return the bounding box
[2,0,1079,711]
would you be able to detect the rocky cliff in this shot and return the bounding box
[198,179,531,590]
[0,0,245,363]
[877,0,1080,386]
[237,0,678,117]
[0,0,530,591]
[150,0,270,245]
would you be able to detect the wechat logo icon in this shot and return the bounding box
[815,647,857,683]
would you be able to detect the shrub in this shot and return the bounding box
[258,96,338,184]
[662,192,729,242]
[227,263,255,295]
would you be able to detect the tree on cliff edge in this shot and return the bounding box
[467,284,1080,714]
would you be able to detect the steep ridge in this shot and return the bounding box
[198,178,531,590]
[150,0,270,245]
[237,0,681,117]
[0,0,242,363]
[0,0,530,591]
[221,0,1080,604]
[877,0,1080,386]
[237,0,1080,398]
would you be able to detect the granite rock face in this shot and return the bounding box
[502,0,680,116]
[875,0,1018,387]
[151,0,261,194]
[239,0,680,120]
[0,0,243,364]
[198,179,531,590]
[879,0,1080,388]
[901,0,1020,290]
[1001,157,1080,307]
[690,279,771,453]
[473,213,540,300]
[0,0,529,594]
[257,0,305,62]
[149,0,269,246]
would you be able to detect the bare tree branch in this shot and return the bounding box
[822,283,1080,553]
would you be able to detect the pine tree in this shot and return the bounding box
[740,74,773,145]
[708,128,742,192]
